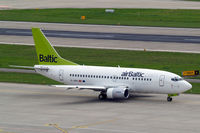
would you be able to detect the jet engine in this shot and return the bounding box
[106,87,129,99]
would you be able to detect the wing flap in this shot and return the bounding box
[52,85,106,91]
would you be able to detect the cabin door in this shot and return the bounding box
[159,75,165,87]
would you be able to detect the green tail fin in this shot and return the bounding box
[32,28,78,65]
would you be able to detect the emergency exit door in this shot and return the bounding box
[59,69,64,81]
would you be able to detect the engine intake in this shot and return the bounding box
[107,87,129,99]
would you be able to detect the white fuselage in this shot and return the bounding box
[35,65,191,94]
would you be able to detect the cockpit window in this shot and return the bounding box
[171,77,183,82]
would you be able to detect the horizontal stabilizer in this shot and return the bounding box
[9,65,34,69]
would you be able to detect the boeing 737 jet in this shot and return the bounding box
[31,28,192,102]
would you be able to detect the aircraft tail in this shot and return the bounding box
[32,28,78,65]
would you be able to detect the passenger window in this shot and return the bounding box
[135,78,137,80]
[80,75,82,77]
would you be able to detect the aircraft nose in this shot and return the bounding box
[183,81,192,92]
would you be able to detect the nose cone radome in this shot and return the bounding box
[183,81,192,92]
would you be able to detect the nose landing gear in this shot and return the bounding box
[167,94,179,102]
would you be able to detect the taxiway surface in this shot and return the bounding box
[2,28,200,44]
[1,0,200,9]
[0,82,200,133]
[1,21,200,53]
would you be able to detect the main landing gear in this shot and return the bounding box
[98,92,107,100]
[167,96,172,102]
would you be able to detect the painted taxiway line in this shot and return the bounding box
[46,124,68,133]
[1,42,200,54]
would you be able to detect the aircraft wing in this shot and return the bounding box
[52,85,106,91]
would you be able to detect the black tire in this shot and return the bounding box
[98,94,104,100]
[98,94,107,100]
[167,97,172,102]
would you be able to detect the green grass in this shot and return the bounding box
[0,72,60,85]
[0,44,200,93]
[186,83,200,94]
[1,8,200,28]
[1,44,200,75]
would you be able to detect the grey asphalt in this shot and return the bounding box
[1,28,200,44]
[1,0,200,9]
[185,78,200,83]
[0,82,200,133]
[1,21,200,54]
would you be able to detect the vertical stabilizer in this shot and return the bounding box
[32,28,77,65]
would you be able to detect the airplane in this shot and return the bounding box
[30,28,192,102]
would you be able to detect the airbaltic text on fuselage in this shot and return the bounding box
[121,71,144,77]
[39,54,57,63]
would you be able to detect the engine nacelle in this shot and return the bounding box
[106,87,129,99]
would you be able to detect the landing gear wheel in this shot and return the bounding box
[98,93,107,100]
[167,96,172,102]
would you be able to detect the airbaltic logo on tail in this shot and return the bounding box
[39,54,57,63]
